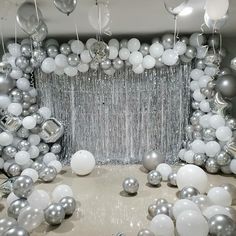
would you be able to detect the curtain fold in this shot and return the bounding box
[35,64,191,165]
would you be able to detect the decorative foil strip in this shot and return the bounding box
[35,65,191,165]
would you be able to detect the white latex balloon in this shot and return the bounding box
[0,132,13,146]
[71,40,84,54]
[28,190,50,210]
[191,140,205,154]
[10,68,23,80]
[149,43,164,58]
[7,103,22,116]
[176,210,209,236]
[55,54,68,68]
[80,50,92,63]
[48,160,62,173]
[162,49,178,66]
[64,66,78,77]
[156,163,172,181]
[204,66,218,76]
[28,134,41,146]
[193,89,205,102]
[205,141,221,157]
[216,126,232,141]
[28,145,40,159]
[21,168,39,182]
[41,58,56,74]
[16,77,30,91]
[0,95,11,109]
[199,114,212,128]
[129,51,143,65]
[78,63,89,73]
[190,81,200,91]
[142,55,155,69]
[197,46,208,59]
[206,0,229,20]
[86,38,97,49]
[15,151,30,165]
[38,107,51,119]
[230,159,236,174]
[52,184,73,202]
[198,75,211,88]
[150,214,174,236]
[200,100,211,112]
[108,39,120,49]
[108,46,119,60]
[176,164,208,193]
[174,41,187,55]
[203,205,232,219]
[54,67,65,76]
[8,43,21,57]
[119,48,130,60]
[209,115,225,129]
[207,187,232,206]
[190,69,204,81]
[22,116,36,129]
[28,88,37,97]
[7,192,19,207]
[178,149,186,161]
[132,64,144,74]
[184,150,195,164]
[43,152,57,165]
[127,38,141,52]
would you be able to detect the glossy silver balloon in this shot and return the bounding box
[193,153,207,166]
[100,59,112,70]
[180,54,192,63]
[54,0,77,15]
[167,172,177,186]
[225,118,236,130]
[60,43,71,55]
[191,195,213,211]
[142,150,164,171]
[0,217,17,235]
[39,166,57,182]
[3,146,17,158]
[140,43,150,56]
[0,62,12,74]
[148,203,158,218]
[21,44,32,58]
[59,196,76,215]
[221,165,232,175]
[185,46,197,59]
[185,125,194,140]
[137,229,155,236]
[205,158,220,173]
[179,186,200,199]
[44,203,65,225]
[32,48,47,64]
[2,226,29,236]
[162,34,174,49]
[31,20,48,43]
[224,137,236,157]
[31,113,43,125]
[0,73,15,94]
[38,142,50,154]
[194,124,203,132]
[216,74,236,98]
[17,127,30,138]
[13,176,34,198]
[90,41,109,63]
[155,57,165,68]
[147,170,162,186]
[113,58,124,70]
[47,45,58,58]
[155,203,170,216]
[190,116,199,126]
[17,140,30,151]
[8,199,29,219]
[31,161,44,172]
[220,183,236,205]
[192,101,200,110]
[29,104,39,114]
[68,53,80,66]
[208,214,236,236]
[205,52,221,67]
[218,68,232,77]
[201,88,213,99]
[122,177,139,194]
[15,56,29,70]
[203,128,216,141]
[195,59,206,70]
[216,151,231,166]
[156,198,168,206]
[7,163,21,177]
[51,143,62,154]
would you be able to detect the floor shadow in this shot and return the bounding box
[167,183,178,188]
[145,183,161,188]
[146,215,152,221]
[139,166,149,173]
[176,191,181,199]
[0,203,5,213]
[119,190,137,197]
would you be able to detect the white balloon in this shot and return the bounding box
[216,126,232,141]
[189,33,205,47]
[206,0,229,20]
[7,192,19,207]
[10,68,23,80]
[204,66,218,76]
[16,77,30,91]
[229,159,236,174]
[199,114,212,128]
[8,56,16,68]
[80,50,92,63]
[205,141,221,157]
[71,150,95,175]
[78,63,89,73]
[191,140,205,154]
[119,48,130,60]
[7,103,22,116]
[86,38,97,49]
[174,41,187,55]
[203,205,232,219]
[104,67,116,76]
[28,145,40,159]
[22,116,36,129]
[184,150,195,164]
[15,151,30,165]
[129,51,143,65]
[178,149,186,161]
[190,81,200,91]
[132,64,144,74]
[198,75,211,88]
[127,38,141,52]
[200,100,211,112]
[71,40,84,54]
[108,39,120,49]
[156,163,172,181]
[0,95,11,109]
[28,190,50,210]
[43,152,57,165]
[41,58,56,74]
[54,67,65,76]
[190,69,204,81]
[142,55,155,69]
[38,107,51,119]
[193,89,206,102]
[0,132,13,146]
[52,184,73,202]
[48,160,62,173]
[55,54,68,68]
[149,43,164,58]
[108,46,119,60]
[64,66,78,77]
[176,164,208,193]
[162,49,178,66]
[207,187,232,206]
[196,46,208,59]
[209,115,225,129]
[28,88,37,97]
[8,43,21,57]
[28,134,41,146]
[21,168,39,182]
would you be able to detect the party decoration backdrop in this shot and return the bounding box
[35,65,191,164]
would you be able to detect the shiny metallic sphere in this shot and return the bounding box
[122,177,139,194]
[147,170,162,186]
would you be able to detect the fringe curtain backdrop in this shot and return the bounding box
[35,64,192,165]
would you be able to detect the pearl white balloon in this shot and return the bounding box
[108,38,119,49]
[48,160,62,173]
[22,116,36,129]
[162,49,178,66]
[184,150,195,164]
[28,145,40,159]
[54,67,64,76]
[7,103,23,116]
[204,66,218,76]
[216,126,232,141]
[21,168,39,182]
[200,100,211,112]
[43,152,57,165]
[142,55,155,69]
[132,64,144,74]
[127,38,141,52]
[64,66,78,77]
[190,69,204,81]
[229,159,236,174]
[108,46,119,60]
[119,48,130,60]
[191,140,205,154]
[176,164,208,193]
[8,43,21,57]
[8,56,16,67]
[0,132,13,146]
[7,192,19,207]
[78,63,89,73]
[10,68,23,80]
[209,115,225,129]
[190,81,200,91]
[41,58,56,74]
[203,205,232,219]
[205,141,221,157]
[193,89,205,102]
[199,114,212,128]
[129,51,143,65]
[52,184,73,202]
[28,134,41,146]
[16,77,30,91]
[207,187,232,206]
[0,95,11,109]
[104,67,116,76]
[206,0,229,20]
[71,40,84,54]
[178,149,186,161]
[71,150,95,175]
[149,43,164,58]
[174,41,187,55]
[86,38,97,49]
[15,151,30,165]
[55,54,68,68]
[156,163,172,181]
[28,88,37,97]
[198,75,211,88]
[80,50,92,63]
[28,190,50,210]
[38,107,51,119]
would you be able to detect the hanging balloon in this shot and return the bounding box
[54,0,77,16]
[88,2,110,31]
[164,0,189,16]
[16,2,43,35]
[205,0,229,20]
[216,74,236,98]
[204,13,228,31]
[31,21,48,43]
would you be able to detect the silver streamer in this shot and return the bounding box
[35,65,191,165]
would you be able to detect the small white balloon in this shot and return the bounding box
[156,163,172,181]
[7,103,23,116]
[38,107,51,119]
[229,159,236,174]
[15,151,30,165]
[174,41,187,55]
[184,150,195,164]
[132,64,144,74]
[190,69,205,81]
[119,48,130,60]
[55,54,68,68]
[108,46,119,60]
[162,49,179,66]
[108,38,120,49]
[28,145,40,159]
[7,192,19,207]
[207,187,232,206]
[54,67,65,76]
[209,115,225,129]
[199,114,212,128]
[198,75,211,88]
[129,51,143,65]
[8,43,21,57]
[197,46,208,59]
[16,77,30,91]
[216,126,232,142]
[64,66,78,77]
[22,116,36,129]
[48,160,62,173]
[204,66,218,76]
[190,81,200,91]
[189,33,205,47]
[28,88,37,97]
[43,152,57,165]
[191,140,205,154]
[178,149,186,161]
[52,184,73,202]
[0,95,11,109]
[149,43,164,58]
[21,168,39,182]
[0,132,13,146]
[203,205,232,219]
[142,55,155,69]
[86,38,97,49]
[10,68,23,80]
[80,50,92,63]
[200,100,211,112]
[127,38,141,52]
[71,40,84,54]
[205,141,221,157]
[28,189,50,210]
[78,63,89,73]
[41,58,56,74]
[28,134,41,146]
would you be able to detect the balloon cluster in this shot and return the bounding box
[1,178,76,235]
[138,164,236,236]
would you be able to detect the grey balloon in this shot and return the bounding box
[193,153,207,166]
[192,101,200,110]
[205,158,220,174]
[216,151,231,166]
[51,143,62,154]
[231,57,236,70]
[122,177,139,194]
[180,54,192,63]
[162,34,174,49]
[17,140,30,151]
[90,61,99,70]
[31,162,44,172]
[155,203,170,216]
[226,118,236,130]
[12,175,34,198]
[15,56,29,70]
[120,39,128,48]
[195,59,206,70]
[3,146,17,158]
[8,199,29,219]
[147,170,162,186]
[38,143,50,154]
[89,41,109,63]
[190,116,199,126]
[0,62,12,74]
[220,183,236,205]
[221,165,232,175]
[185,46,197,59]
[137,229,155,236]
[191,195,213,211]
[68,53,80,66]
[113,58,124,70]
[225,207,236,223]
[31,113,44,124]
[148,203,158,218]
[100,59,112,70]
[7,163,21,177]
[17,127,30,138]
[44,203,65,225]
[32,48,46,64]
[29,104,39,113]
[0,218,17,235]
[54,0,77,16]
[39,166,57,182]
[59,196,76,215]
[218,68,232,77]
[142,150,164,171]
[180,36,189,45]
[179,186,200,199]
[2,226,29,236]
[203,128,216,141]
[167,172,177,186]
[140,43,150,56]
[216,74,236,98]
[21,44,32,58]
[47,45,58,58]
[0,73,15,94]
[156,198,168,206]
[208,35,220,49]
[60,43,71,55]
[208,214,236,236]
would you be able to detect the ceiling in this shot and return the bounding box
[0,0,236,40]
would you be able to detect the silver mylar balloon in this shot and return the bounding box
[226,118,236,130]
[22,92,31,102]
[51,143,62,154]
[17,140,30,151]
[31,161,44,172]
[7,163,21,177]
[59,196,76,215]
[54,0,77,16]
[140,43,150,56]
[190,116,199,126]
[47,45,59,58]
[29,104,38,114]
[21,101,30,109]
[156,198,168,206]
[0,73,15,94]
[224,137,236,157]
[22,109,30,117]
[205,158,220,173]
[192,101,200,110]
[180,36,189,45]
[17,127,29,138]
[122,177,139,195]
[29,97,37,104]
[203,128,216,141]
[155,57,165,68]
[90,61,99,70]
[2,226,29,236]
[44,203,65,225]
[68,53,80,66]
[185,46,197,59]
[21,44,32,58]
[142,150,164,171]
[100,59,112,70]
[120,39,128,48]
[201,88,213,99]
[113,58,124,70]
[167,172,177,186]
[179,186,200,199]
[194,124,203,132]
[162,34,174,49]
[15,56,29,70]
[220,183,236,205]
[208,35,220,49]
[208,214,236,236]
[60,43,71,55]
[3,146,17,158]
[0,217,17,235]
[155,203,170,216]
[38,142,50,154]
[195,59,206,70]
[216,74,236,98]
[30,57,41,68]
[8,199,29,219]
[147,170,162,186]
[39,166,57,182]
[148,203,158,218]
[32,48,46,64]
[24,65,33,74]
[0,62,12,74]
[137,229,155,236]
[193,153,207,166]
[89,41,109,63]
[12,176,34,198]
[31,20,48,43]
[216,151,231,166]
[31,113,43,125]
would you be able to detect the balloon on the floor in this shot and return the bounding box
[137,228,155,236]
[147,170,162,186]
[142,150,164,171]
[122,177,139,195]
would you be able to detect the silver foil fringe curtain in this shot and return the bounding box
[35,65,191,165]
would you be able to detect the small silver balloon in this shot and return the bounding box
[220,183,236,205]
[22,101,30,109]
[208,35,220,49]
[122,177,139,195]
[155,57,165,68]
[68,53,80,66]
[22,92,31,102]
[137,229,155,236]
[89,61,99,70]
[31,161,44,172]
[100,59,112,70]
[15,56,29,70]
[2,226,29,236]
[185,46,197,59]
[59,196,76,215]
[156,198,168,206]
[31,113,43,125]
[17,140,30,151]
[12,175,34,198]
[193,110,204,118]
[194,124,203,132]
[9,89,22,103]
[51,143,62,154]
[60,43,71,55]
[155,203,170,216]
[44,203,65,225]
[89,41,109,63]
[0,73,15,94]
[32,47,46,64]
[38,142,50,154]
[224,137,236,157]
[203,128,216,141]
[216,151,231,166]
[21,44,32,58]
[113,58,124,70]
[7,163,21,177]
[8,199,29,219]
[148,203,158,218]
[205,158,220,173]
[192,101,200,110]
[226,118,236,130]
[195,59,206,70]
[39,166,57,182]
[218,67,232,77]
[120,39,128,48]
[167,172,177,186]
[191,195,213,211]
[193,153,207,166]
[3,146,17,158]
[22,109,30,117]
[190,116,199,126]
[147,170,162,186]
[0,62,12,74]
[140,43,150,56]
[47,45,58,58]
[142,150,164,171]
[0,217,17,235]
[162,34,174,49]
[216,74,236,98]
[179,186,200,199]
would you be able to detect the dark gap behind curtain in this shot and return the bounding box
[35,64,191,165]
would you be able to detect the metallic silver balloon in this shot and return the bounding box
[3,146,17,158]
[162,34,174,49]
[155,203,170,216]
[179,186,200,199]
[44,203,65,225]
[224,137,236,157]
[218,68,232,77]
[0,217,17,235]
[113,58,124,70]
[185,125,194,140]
[195,59,206,70]
[29,105,39,114]
[54,0,77,16]
[142,150,164,171]
[39,166,57,182]
[208,35,220,49]
[201,88,213,99]
[0,62,12,74]
[208,214,236,236]
[216,74,236,98]
[31,113,43,125]
[32,48,46,64]
[203,128,216,141]
[12,176,34,198]
[2,226,29,236]
[190,116,199,126]
[31,20,48,43]
[205,158,220,173]
[68,53,80,66]
[47,45,58,58]
[22,93,31,103]
[148,203,158,218]
[155,57,165,68]
[137,229,155,236]
[185,46,197,59]
[8,199,29,219]
[0,73,15,94]
[51,143,62,154]
[226,118,236,130]
[216,151,231,166]
[89,41,109,63]
[100,59,112,70]
[15,56,29,70]
[231,57,236,71]
[21,44,32,58]
[38,143,50,154]
[191,195,213,211]
[220,183,236,205]
[194,124,203,132]
[147,170,162,186]
[167,172,177,186]
[193,153,207,166]
[17,140,30,151]
[60,43,71,55]
[7,163,21,177]
[122,177,139,194]
[156,198,168,206]
[30,162,44,172]
[17,127,30,138]
[180,54,193,63]
[140,43,150,56]
[59,196,76,215]
[180,36,189,45]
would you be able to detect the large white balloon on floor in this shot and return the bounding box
[70,150,96,175]
[205,0,229,20]
[176,164,208,193]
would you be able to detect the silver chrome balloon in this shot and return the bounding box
[147,170,162,186]
[226,118,236,130]
[148,203,158,218]
[8,199,29,219]
[7,163,21,177]
[15,56,29,70]
[142,150,164,171]
[68,53,80,66]
[3,146,17,158]
[9,89,23,103]
[216,74,236,98]
[89,41,109,63]
[161,34,174,49]
[179,186,200,199]
[155,203,170,216]
[17,140,30,151]
[12,176,34,198]
[2,226,29,236]
[140,43,150,56]
[51,143,62,154]
[167,172,177,186]
[0,62,12,74]
[205,158,220,174]
[122,177,139,195]
[202,128,216,141]
[47,45,58,58]
[112,58,124,70]
[59,196,76,215]
[44,203,65,225]
[31,161,44,172]
[137,229,155,236]
[60,43,71,55]
[216,151,231,166]
[193,153,207,166]
[38,142,50,154]
[39,166,57,182]
[0,217,17,235]
[224,137,236,157]
[156,198,168,206]
[100,59,112,70]
[21,44,32,58]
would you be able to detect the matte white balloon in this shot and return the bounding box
[15,151,30,165]
[38,107,51,119]
[132,64,144,74]
[229,159,236,174]
[205,141,221,157]
[64,66,78,77]
[55,54,68,68]
[52,184,73,202]
[127,38,141,52]
[43,153,57,165]
[162,49,178,66]
[209,115,225,129]
[190,69,204,81]
[129,51,143,65]
[199,114,212,128]
[216,126,232,141]
[71,40,84,54]
[207,187,232,206]
[203,205,232,219]
[48,160,62,173]
[28,134,41,146]
[174,41,187,55]
[80,50,92,63]
[41,58,56,74]
[191,140,205,154]
[21,168,39,182]
[7,103,22,116]
[28,190,50,210]
[16,78,30,91]
[119,48,130,60]
[0,95,11,109]
[108,46,118,60]
[142,55,155,69]
[193,89,205,102]
[200,100,211,112]
[0,132,13,146]
[184,150,195,164]
[22,116,36,129]
[156,163,172,181]
[149,43,164,58]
